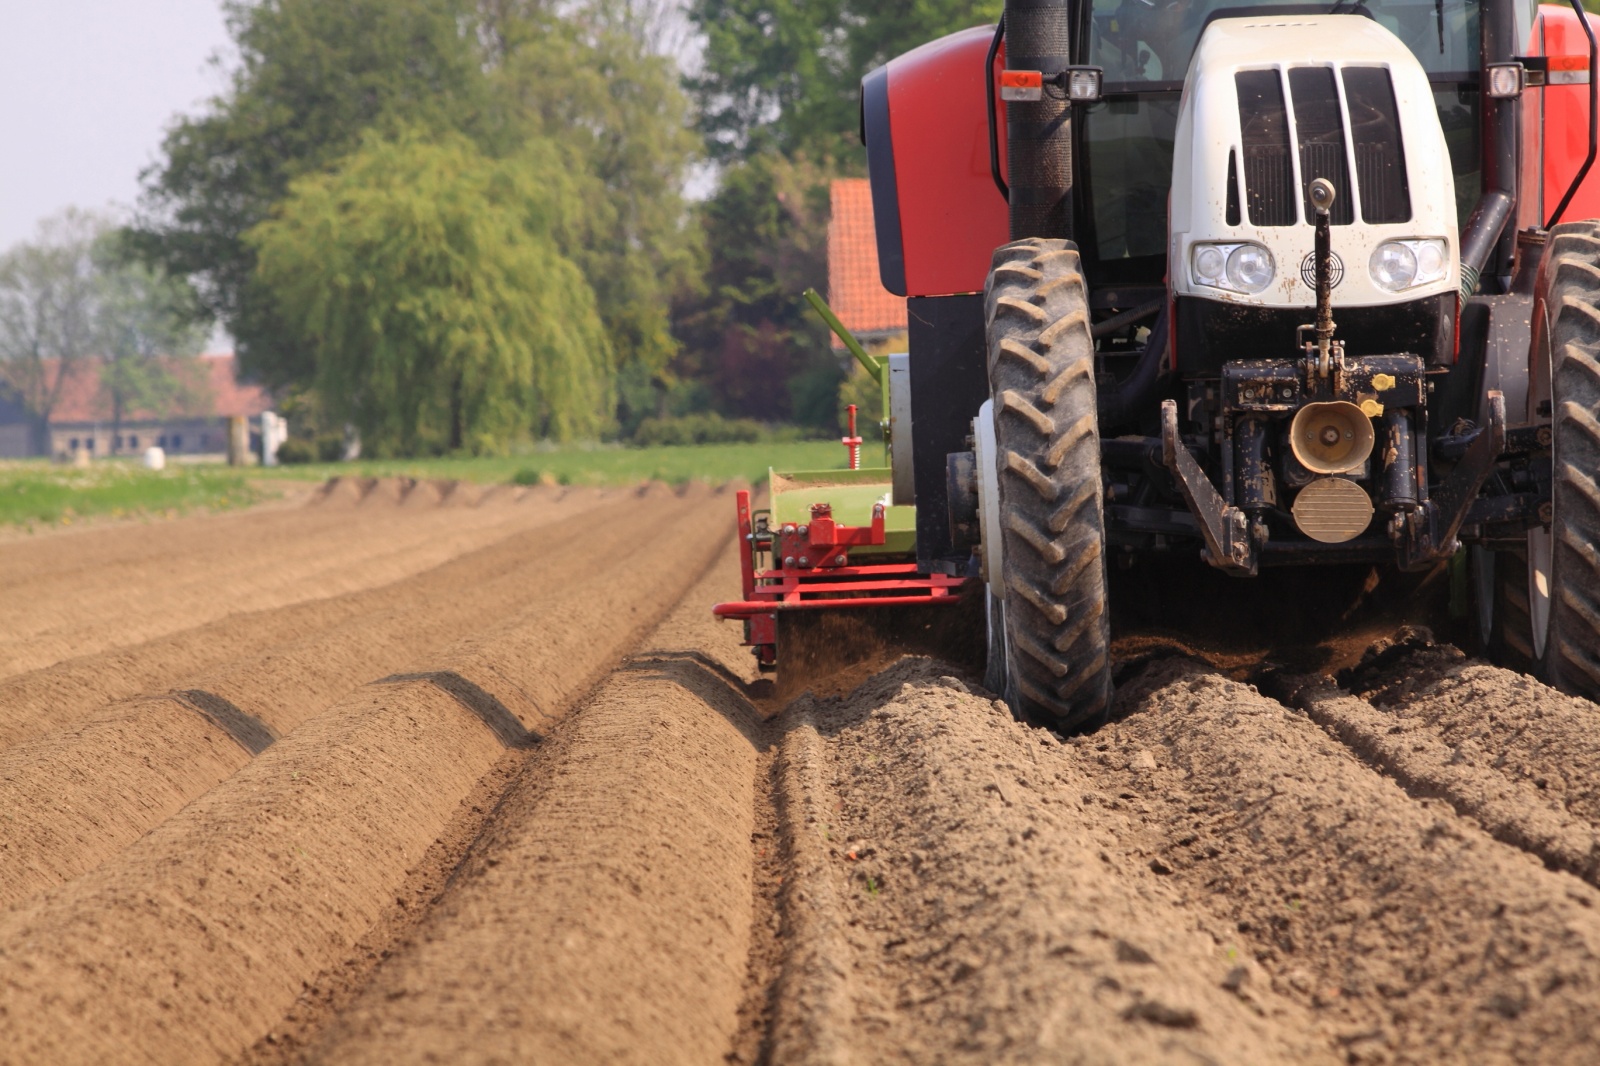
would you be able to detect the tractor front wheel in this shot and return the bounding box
[1495,219,1600,699]
[982,238,1113,730]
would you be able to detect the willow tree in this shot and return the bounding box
[248,131,610,453]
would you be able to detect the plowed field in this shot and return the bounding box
[2,479,1598,1065]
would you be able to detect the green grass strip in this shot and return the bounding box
[0,462,259,528]
[244,440,853,488]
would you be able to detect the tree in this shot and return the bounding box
[671,152,838,423]
[133,0,490,390]
[686,0,1002,164]
[93,233,211,454]
[0,211,104,454]
[247,131,611,454]
[480,3,705,421]
[136,0,702,431]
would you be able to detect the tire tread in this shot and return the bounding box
[984,238,1112,728]
[1530,221,1600,696]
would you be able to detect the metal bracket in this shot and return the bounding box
[1398,391,1507,569]
[1160,400,1256,574]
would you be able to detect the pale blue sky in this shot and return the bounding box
[0,0,233,252]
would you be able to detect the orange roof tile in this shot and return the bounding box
[46,353,272,424]
[828,179,908,348]
[199,353,274,419]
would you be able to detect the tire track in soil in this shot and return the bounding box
[727,743,785,1066]
[0,479,560,679]
[0,492,670,913]
[298,546,766,1066]
[1081,659,1600,1064]
[0,486,612,752]
[0,486,728,1066]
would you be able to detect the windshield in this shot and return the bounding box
[1078,0,1481,271]
[1089,0,1480,88]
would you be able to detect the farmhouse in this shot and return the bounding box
[0,353,273,460]
[828,177,909,355]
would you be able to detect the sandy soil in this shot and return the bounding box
[3,486,1600,1064]
[0,480,725,1062]
[0,490,673,912]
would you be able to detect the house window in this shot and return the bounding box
[129,435,138,449]
[69,438,79,450]
[171,434,183,449]
[85,438,95,451]
[157,435,167,448]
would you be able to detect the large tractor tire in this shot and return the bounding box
[1494,220,1600,698]
[983,238,1113,729]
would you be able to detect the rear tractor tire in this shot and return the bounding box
[1494,219,1600,699]
[983,238,1113,729]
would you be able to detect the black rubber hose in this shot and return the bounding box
[986,17,1009,202]
[1098,302,1169,430]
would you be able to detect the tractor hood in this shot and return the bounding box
[1168,15,1458,309]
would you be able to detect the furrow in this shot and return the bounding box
[752,660,1330,1064]
[1288,676,1600,887]
[1299,646,1600,888]
[0,494,670,912]
[0,486,613,750]
[0,486,572,679]
[1078,659,1600,1063]
[301,545,763,1065]
[0,488,727,1065]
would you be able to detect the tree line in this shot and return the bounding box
[0,211,207,455]
[1,0,1001,457]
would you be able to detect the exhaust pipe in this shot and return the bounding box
[1458,191,1513,297]
[1005,0,1073,241]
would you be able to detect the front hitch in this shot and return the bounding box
[1160,400,1257,574]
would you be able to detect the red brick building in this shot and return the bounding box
[828,179,909,354]
[0,353,272,460]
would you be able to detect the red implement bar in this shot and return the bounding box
[734,489,757,601]
[713,489,964,652]
[715,592,961,617]
[843,404,863,470]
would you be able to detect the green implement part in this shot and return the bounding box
[768,466,915,557]
[802,287,892,466]
[803,288,882,382]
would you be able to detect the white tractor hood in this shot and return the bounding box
[1168,14,1458,308]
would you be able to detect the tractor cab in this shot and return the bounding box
[1079,0,1488,278]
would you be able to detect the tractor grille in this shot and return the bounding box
[1289,67,1354,225]
[1233,65,1411,227]
[1236,70,1296,227]
[1343,66,1412,223]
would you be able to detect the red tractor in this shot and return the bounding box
[717,0,1600,729]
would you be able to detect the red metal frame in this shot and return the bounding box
[713,489,963,660]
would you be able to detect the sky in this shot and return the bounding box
[0,1,233,253]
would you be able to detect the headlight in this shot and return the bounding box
[1370,239,1450,292]
[1226,245,1275,294]
[1370,243,1416,290]
[1190,242,1274,295]
[1192,245,1226,285]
